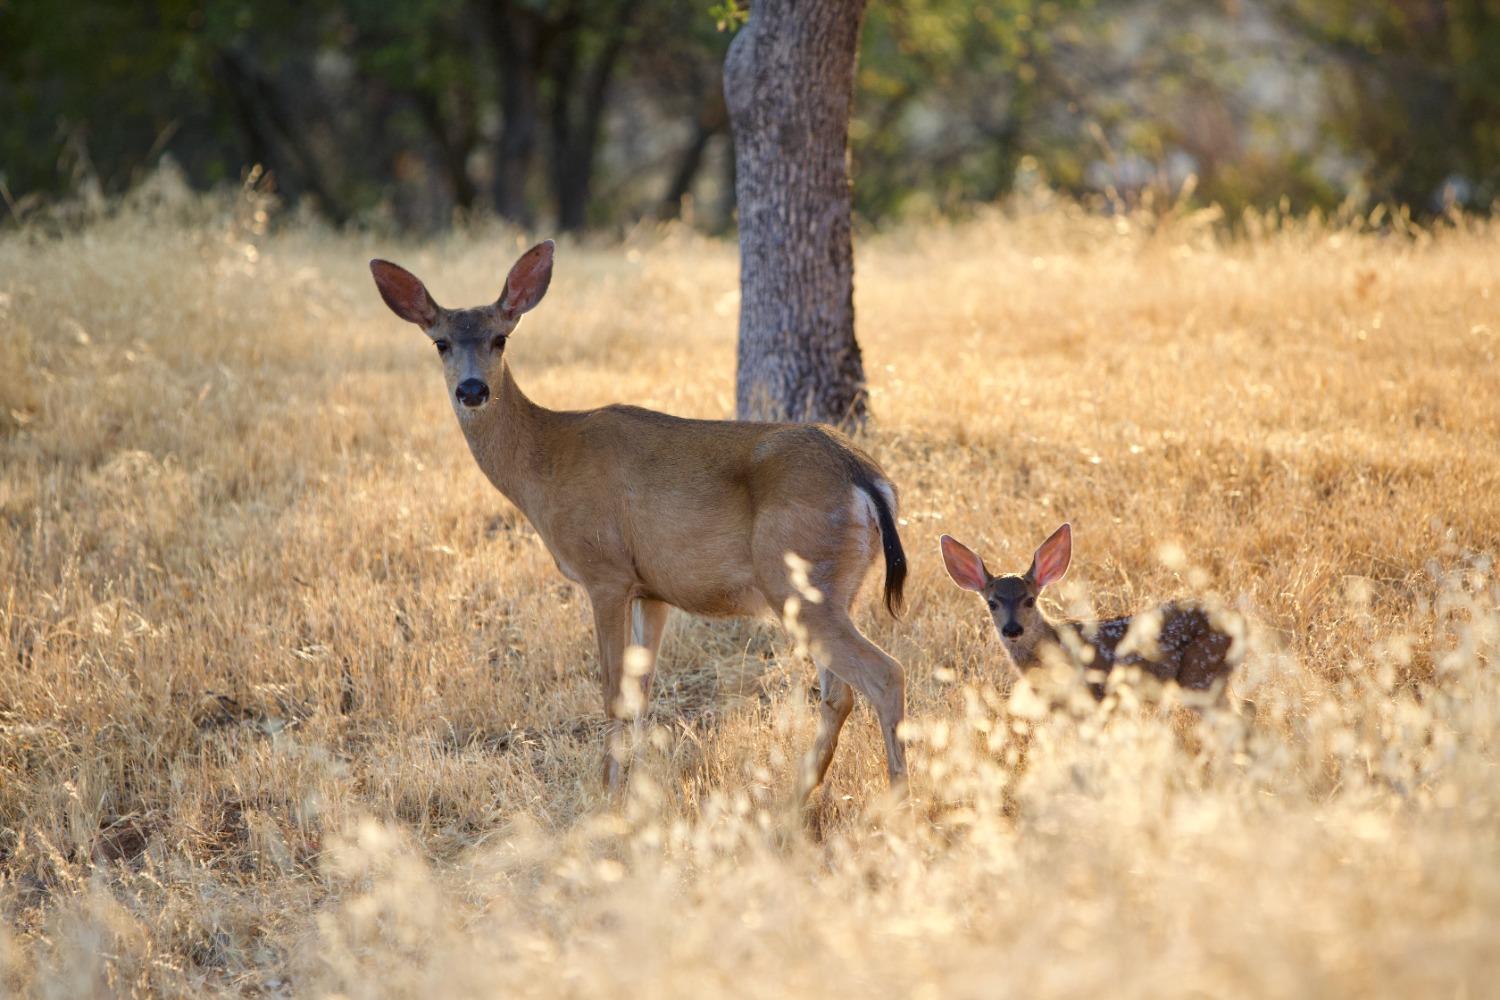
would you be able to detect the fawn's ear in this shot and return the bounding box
[370,260,441,329]
[499,240,555,318]
[1028,523,1072,589]
[940,535,990,592]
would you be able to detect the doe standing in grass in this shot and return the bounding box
[940,524,1243,699]
[370,241,910,798]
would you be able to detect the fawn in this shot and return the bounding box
[940,524,1241,699]
[370,242,909,798]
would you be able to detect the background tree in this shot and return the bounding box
[724,0,870,426]
[1274,0,1500,208]
[3,0,1498,229]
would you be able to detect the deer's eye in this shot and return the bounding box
[434,340,451,355]
[490,335,507,351]
[1024,597,1036,608]
[986,599,998,610]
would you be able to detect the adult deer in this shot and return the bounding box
[370,242,908,798]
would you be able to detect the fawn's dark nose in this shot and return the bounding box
[455,379,490,408]
[1002,622,1024,639]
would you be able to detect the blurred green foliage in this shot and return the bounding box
[1279,0,1500,207]
[1,0,1495,229]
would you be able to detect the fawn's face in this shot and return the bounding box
[940,524,1072,661]
[983,574,1045,641]
[370,241,554,418]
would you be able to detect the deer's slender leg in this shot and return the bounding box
[754,494,906,796]
[798,668,856,801]
[590,591,632,793]
[627,597,672,747]
[778,596,907,794]
[813,613,908,792]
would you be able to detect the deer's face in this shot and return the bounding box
[426,307,516,415]
[940,523,1072,665]
[983,574,1044,643]
[370,241,555,419]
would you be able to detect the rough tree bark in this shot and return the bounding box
[724,0,870,426]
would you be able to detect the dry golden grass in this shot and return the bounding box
[2,186,1498,997]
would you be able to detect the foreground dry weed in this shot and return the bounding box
[1,187,1498,997]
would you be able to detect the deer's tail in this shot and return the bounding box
[854,476,907,619]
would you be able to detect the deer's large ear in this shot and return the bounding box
[370,260,441,329]
[1028,523,1072,589]
[499,240,555,318]
[940,535,990,592]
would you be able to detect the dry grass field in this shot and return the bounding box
[2,185,1499,997]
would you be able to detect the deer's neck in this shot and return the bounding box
[456,363,554,518]
[1004,616,1062,671]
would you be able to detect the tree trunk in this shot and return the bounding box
[414,88,478,212]
[658,90,726,220]
[485,0,542,225]
[724,0,869,426]
[215,48,350,224]
[549,0,634,233]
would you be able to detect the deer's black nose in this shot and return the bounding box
[1002,623,1024,639]
[456,379,489,408]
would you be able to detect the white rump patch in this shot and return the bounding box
[851,485,880,531]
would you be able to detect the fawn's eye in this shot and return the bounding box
[490,335,507,351]
[986,599,998,610]
[1024,597,1036,608]
[434,340,451,355]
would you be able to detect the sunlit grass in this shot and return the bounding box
[1,184,1498,996]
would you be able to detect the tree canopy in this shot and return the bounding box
[2,0,1496,229]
